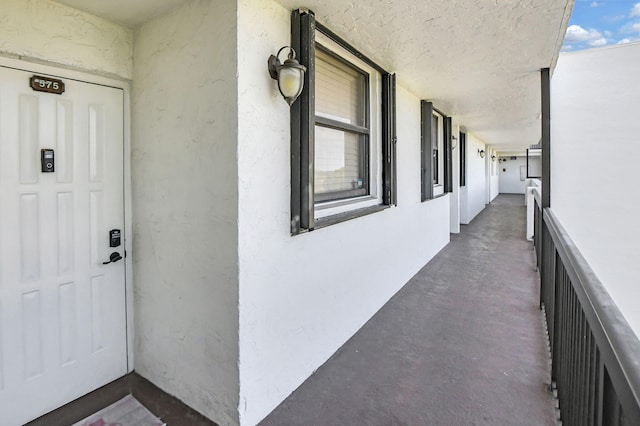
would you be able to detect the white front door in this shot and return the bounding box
[0,66,128,425]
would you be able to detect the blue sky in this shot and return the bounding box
[562,0,640,51]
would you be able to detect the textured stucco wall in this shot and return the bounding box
[460,133,487,224]
[490,173,500,201]
[132,1,239,424]
[0,0,132,79]
[449,121,461,234]
[489,149,500,201]
[551,43,640,339]
[237,1,450,424]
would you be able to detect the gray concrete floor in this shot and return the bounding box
[260,194,557,426]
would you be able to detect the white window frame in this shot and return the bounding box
[432,110,445,197]
[314,31,382,220]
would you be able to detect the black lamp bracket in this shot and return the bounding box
[268,46,296,80]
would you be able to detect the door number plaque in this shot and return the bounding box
[30,75,65,95]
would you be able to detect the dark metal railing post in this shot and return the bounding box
[596,358,605,426]
[538,66,553,336]
[539,67,551,311]
[541,68,550,209]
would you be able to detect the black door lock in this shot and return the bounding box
[41,149,55,173]
[102,252,123,265]
[110,229,121,247]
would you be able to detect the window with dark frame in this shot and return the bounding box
[432,114,439,184]
[421,101,452,201]
[289,9,397,235]
[443,116,452,193]
[459,132,466,186]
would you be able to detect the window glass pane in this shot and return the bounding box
[315,126,366,195]
[431,115,438,147]
[433,149,439,183]
[432,115,439,184]
[528,149,542,177]
[460,133,466,186]
[316,48,367,127]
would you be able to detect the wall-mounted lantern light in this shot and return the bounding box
[451,134,457,150]
[491,155,496,162]
[478,149,485,158]
[268,46,306,106]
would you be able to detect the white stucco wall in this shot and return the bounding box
[460,133,487,224]
[499,156,527,194]
[490,173,500,201]
[0,0,132,80]
[132,1,239,425]
[450,122,461,233]
[489,149,499,202]
[551,42,640,339]
[237,1,450,424]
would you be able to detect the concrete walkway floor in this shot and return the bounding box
[260,194,557,426]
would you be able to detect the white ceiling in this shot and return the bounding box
[274,0,573,153]
[53,0,187,28]
[53,0,572,153]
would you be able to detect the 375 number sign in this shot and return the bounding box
[30,75,65,95]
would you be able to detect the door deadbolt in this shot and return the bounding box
[41,149,55,173]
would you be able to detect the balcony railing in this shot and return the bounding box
[534,200,640,425]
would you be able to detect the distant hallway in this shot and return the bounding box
[260,194,557,425]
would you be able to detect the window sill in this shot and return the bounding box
[422,193,448,203]
[313,204,389,230]
[315,195,380,218]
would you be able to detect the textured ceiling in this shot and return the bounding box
[53,0,187,28]
[53,0,572,152]
[275,0,573,153]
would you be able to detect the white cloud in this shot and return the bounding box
[605,14,626,24]
[630,2,640,18]
[619,21,640,34]
[604,30,612,37]
[564,25,604,43]
[590,1,599,7]
[589,37,607,47]
[618,38,631,44]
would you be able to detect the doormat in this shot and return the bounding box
[72,394,165,426]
